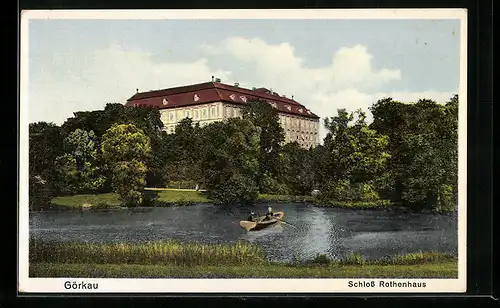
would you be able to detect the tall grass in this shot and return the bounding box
[301,251,456,266]
[29,239,267,266]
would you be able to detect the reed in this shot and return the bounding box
[29,239,267,266]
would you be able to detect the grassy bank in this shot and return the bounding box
[29,240,457,278]
[30,240,266,266]
[30,261,457,278]
[48,191,314,210]
[49,190,211,209]
[257,194,315,203]
[47,190,454,213]
[314,200,391,210]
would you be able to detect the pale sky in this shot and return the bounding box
[26,17,461,141]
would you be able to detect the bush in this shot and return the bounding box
[29,176,55,211]
[315,200,390,209]
[317,180,388,208]
[259,173,291,195]
[141,190,159,206]
[207,173,259,205]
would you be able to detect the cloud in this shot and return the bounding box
[28,38,456,144]
[202,37,454,142]
[28,44,233,125]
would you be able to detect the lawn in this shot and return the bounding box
[30,261,457,278]
[48,190,315,209]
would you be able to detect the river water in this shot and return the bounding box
[29,203,458,262]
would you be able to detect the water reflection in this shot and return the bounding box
[29,203,458,262]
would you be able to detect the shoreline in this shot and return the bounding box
[29,191,457,215]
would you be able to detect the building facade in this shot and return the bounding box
[125,80,320,148]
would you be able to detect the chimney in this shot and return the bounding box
[292,95,294,100]
[211,76,214,82]
[136,88,138,93]
[234,82,239,87]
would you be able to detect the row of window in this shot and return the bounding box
[167,106,221,122]
[165,105,245,123]
[285,133,318,142]
[279,117,318,130]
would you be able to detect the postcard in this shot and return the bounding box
[19,8,467,293]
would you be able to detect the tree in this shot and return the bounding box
[319,109,390,202]
[101,124,151,206]
[29,122,64,209]
[242,100,285,192]
[369,96,459,210]
[61,103,165,188]
[200,118,261,204]
[280,142,315,195]
[54,129,106,194]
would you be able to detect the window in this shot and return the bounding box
[169,112,174,121]
[185,110,190,118]
[226,107,232,116]
[216,106,219,117]
[202,108,207,118]
[194,110,198,119]
[211,107,215,117]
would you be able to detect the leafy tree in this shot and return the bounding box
[200,118,261,204]
[29,122,64,209]
[370,95,459,210]
[319,109,390,202]
[242,100,285,192]
[280,142,315,195]
[101,124,151,206]
[61,103,164,187]
[163,118,203,187]
[54,129,106,194]
[323,109,390,183]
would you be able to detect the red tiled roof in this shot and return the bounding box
[125,82,320,119]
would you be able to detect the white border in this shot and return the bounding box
[18,9,467,294]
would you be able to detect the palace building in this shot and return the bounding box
[125,79,321,148]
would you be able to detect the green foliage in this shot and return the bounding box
[200,118,261,205]
[61,103,164,187]
[259,172,291,195]
[242,100,285,192]
[279,142,316,195]
[370,96,459,210]
[29,122,64,209]
[316,200,390,209]
[323,109,390,184]
[101,124,151,206]
[54,129,105,194]
[319,180,382,203]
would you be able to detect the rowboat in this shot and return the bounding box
[239,212,285,232]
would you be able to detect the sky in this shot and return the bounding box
[25,16,462,141]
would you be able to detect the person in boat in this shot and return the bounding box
[247,211,258,222]
[264,206,274,221]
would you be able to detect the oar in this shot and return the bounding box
[275,217,298,229]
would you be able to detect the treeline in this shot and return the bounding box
[29,95,459,212]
